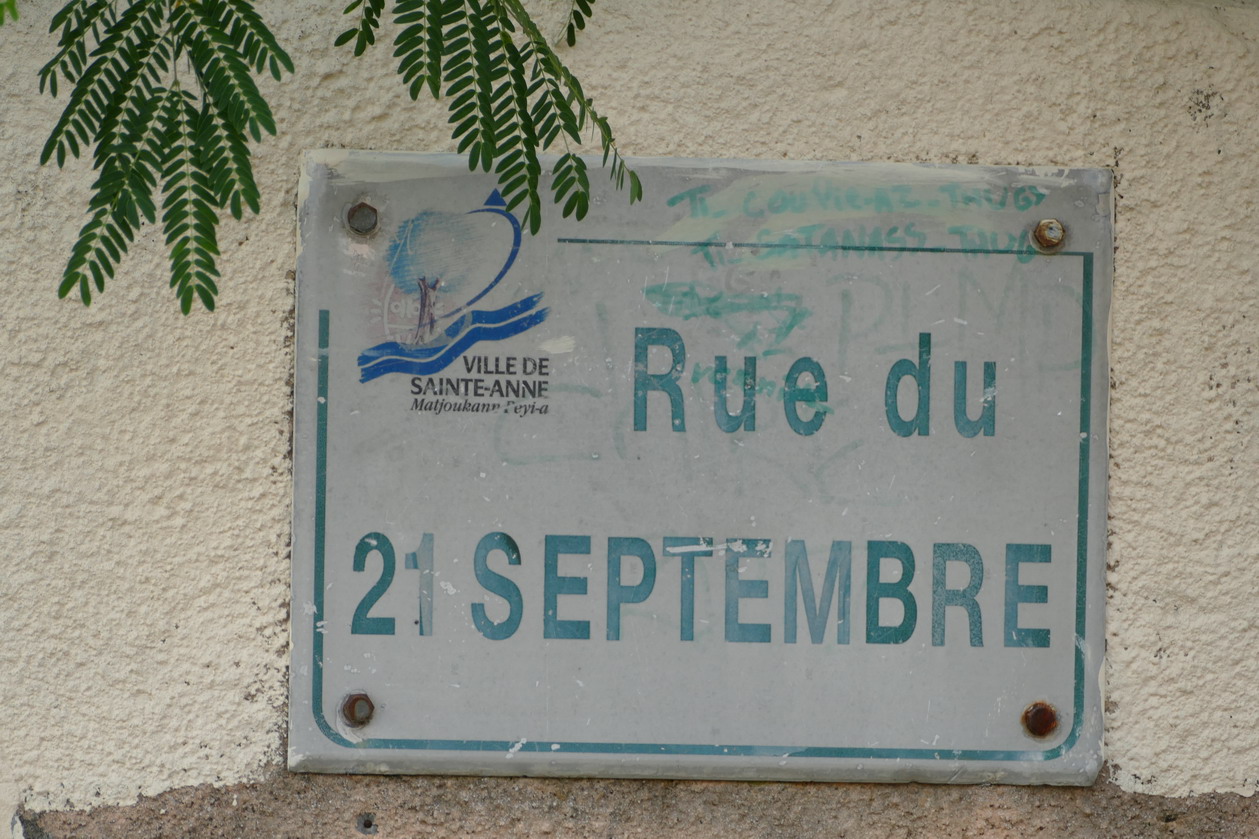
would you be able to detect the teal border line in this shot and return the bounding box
[308,242,1097,764]
[312,309,354,748]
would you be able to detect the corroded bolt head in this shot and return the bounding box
[341,692,375,728]
[1021,701,1059,738]
[347,202,378,235]
[1032,218,1066,251]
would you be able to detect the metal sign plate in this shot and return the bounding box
[290,152,1110,784]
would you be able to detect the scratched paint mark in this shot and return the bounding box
[538,335,577,354]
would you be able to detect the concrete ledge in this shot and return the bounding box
[21,765,1259,838]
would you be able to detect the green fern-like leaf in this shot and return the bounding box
[394,0,464,101]
[196,101,260,220]
[499,0,639,222]
[0,0,19,25]
[552,152,589,220]
[391,0,638,234]
[335,0,385,57]
[173,3,276,142]
[494,37,543,233]
[217,0,295,80]
[57,87,164,305]
[41,0,290,311]
[39,0,113,98]
[41,0,164,168]
[448,0,508,173]
[563,0,594,48]
[40,0,630,311]
[160,87,220,314]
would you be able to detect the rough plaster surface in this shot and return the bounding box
[1,0,1257,829]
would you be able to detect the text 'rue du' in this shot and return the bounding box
[632,328,998,437]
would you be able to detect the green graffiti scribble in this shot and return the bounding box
[643,282,812,349]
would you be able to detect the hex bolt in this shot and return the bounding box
[346,202,379,236]
[1021,701,1059,738]
[341,692,375,728]
[1032,218,1066,251]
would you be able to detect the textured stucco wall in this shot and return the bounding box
[2,0,1257,828]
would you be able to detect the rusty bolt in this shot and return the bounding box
[1021,701,1059,738]
[1032,218,1066,251]
[341,692,375,728]
[347,202,378,235]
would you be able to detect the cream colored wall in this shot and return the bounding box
[1,0,1256,822]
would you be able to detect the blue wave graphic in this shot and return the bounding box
[359,301,549,382]
[360,294,545,365]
